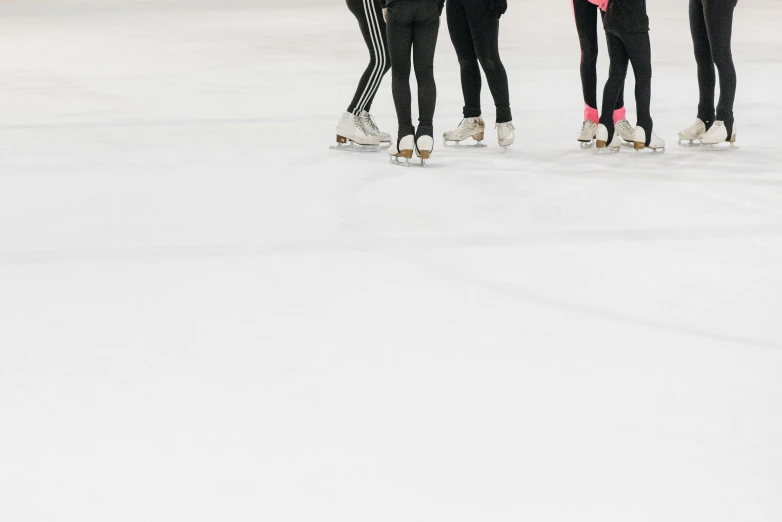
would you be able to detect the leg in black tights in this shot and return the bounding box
[447,0,482,119]
[346,0,391,114]
[413,14,440,138]
[387,0,440,140]
[689,0,737,134]
[572,0,624,113]
[600,31,653,145]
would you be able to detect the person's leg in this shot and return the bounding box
[386,2,415,137]
[690,0,716,126]
[346,0,390,114]
[704,0,738,133]
[624,32,654,144]
[598,31,629,142]
[466,2,512,122]
[412,3,441,137]
[447,0,482,118]
[572,0,599,119]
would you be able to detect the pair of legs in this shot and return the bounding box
[386,0,440,141]
[446,0,512,123]
[689,0,737,135]
[599,31,653,145]
[572,0,624,121]
[346,0,391,115]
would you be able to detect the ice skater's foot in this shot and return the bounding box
[416,135,434,166]
[615,119,635,145]
[443,116,486,146]
[700,120,736,147]
[578,120,598,148]
[497,121,515,148]
[332,111,381,151]
[632,127,666,152]
[388,134,415,166]
[595,123,621,154]
[678,118,707,146]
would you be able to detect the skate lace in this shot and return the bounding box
[497,122,514,138]
[580,120,595,134]
[684,120,704,134]
[361,112,380,134]
[617,120,633,133]
[353,115,370,137]
[459,118,477,131]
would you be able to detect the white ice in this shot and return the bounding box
[1,0,781,521]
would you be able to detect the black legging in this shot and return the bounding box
[346,0,391,115]
[690,0,737,134]
[599,31,653,145]
[572,0,623,112]
[386,0,440,139]
[446,0,512,123]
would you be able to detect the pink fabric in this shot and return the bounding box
[588,0,608,11]
[613,107,627,123]
[584,104,599,123]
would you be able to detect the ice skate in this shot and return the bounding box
[388,134,415,167]
[595,124,621,154]
[359,110,391,145]
[699,121,737,151]
[678,118,707,146]
[331,111,382,152]
[632,127,666,153]
[497,121,515,149]
[443,116,487,148]
[416,135,434,167]
[578,120,598,149]
[616,119,636,147]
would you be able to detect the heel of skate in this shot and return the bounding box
[473,132,484,142]
[634,141,645,150]
[596,140,606,149]
[336,135,347,144]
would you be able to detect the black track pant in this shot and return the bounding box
[446,0,512,123]
[690,0,737,133]
[386,0,440,139]
[572,0,623,112]
[600,31,653,145]
[346,0,391,115]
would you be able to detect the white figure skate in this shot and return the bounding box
[578,120,598,149]
[360,110,391,145]
[388,135,415,166]
[416,135,434,167]
[616,119,636,147]
[699,121,737,151]
[678,118,707,146]
[632,127,666,153]
[497,121,515,149]
[331,111,381,152]
[443,117,486,148]
[595,124,621,154]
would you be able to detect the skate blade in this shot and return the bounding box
[444,140,487,149]
[678,139,701,147]
[620,139,635,148]
[632,145,666,154]
[699,139,737,152]
[595,146,620,155]
[579,140,595,149]
[330,142,381,153]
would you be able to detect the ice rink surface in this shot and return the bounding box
[1,0,781,520]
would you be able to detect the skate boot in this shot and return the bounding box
[389,134,415,166]
[678,118,707,146]
[578,120,598,149]
[416,135,434,166]
[595,124,621,154]
[616,119,636,146]
[700,121,736,151]
[359,110,391,145]
[632,127,666,152]
[332,111,381,152]
[443,117,486,147]
[497,121,515,149]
